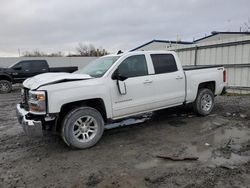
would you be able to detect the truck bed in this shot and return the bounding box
[183,65,225,103]
[49,66,78,73]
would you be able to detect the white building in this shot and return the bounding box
[131,32,250,93]
[131,40,192,51]
[194,31,250,43]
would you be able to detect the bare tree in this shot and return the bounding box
[241,18,250,32]
[48,51,64,57]
[22,50,46,57]
[76,43,89,56]
[22,44,109,57]
[75,43,108,56]
[22,50,64,57]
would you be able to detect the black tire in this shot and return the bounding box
[0,80,12,94]
[61,106,104,149]
[193,88,214,116]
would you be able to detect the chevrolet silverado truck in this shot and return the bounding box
[0,60,78,93]
[16,51,226,149]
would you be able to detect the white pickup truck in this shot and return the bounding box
[16,51,226,149]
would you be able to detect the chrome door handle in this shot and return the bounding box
[143,80,153,84]
[176,76,183,80]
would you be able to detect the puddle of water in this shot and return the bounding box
[199,117,229,133]
[187,126,250,166]
[207,127,250,146]
[134,127,250,170]
[211,153,249,166]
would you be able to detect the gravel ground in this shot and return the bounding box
[0,87,250,188]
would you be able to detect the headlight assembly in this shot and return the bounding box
[28,90,47,114]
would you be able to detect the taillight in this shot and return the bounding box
[223,70,226,82]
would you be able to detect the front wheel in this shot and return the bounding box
[0,80,12,94]
[61,107,104,149]
[193,88,214,116]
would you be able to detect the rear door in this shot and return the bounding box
[149,53,185,108]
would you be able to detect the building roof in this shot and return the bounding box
[130,39,193,51]
[194,31,250,42]
[131,32,250,51]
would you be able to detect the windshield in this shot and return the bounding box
[8,62,18,68]
[75,56,120,77]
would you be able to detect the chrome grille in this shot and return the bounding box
[22,88,30,110]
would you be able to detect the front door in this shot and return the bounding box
[110,54,154,118]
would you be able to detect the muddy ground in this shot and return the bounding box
[0,87,250,188]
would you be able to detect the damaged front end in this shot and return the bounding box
[16,88,58,137]
[16,72,93,137]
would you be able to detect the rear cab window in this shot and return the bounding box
[30,60,48,71]
[150,54,178,74]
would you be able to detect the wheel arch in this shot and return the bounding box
[56,98,107,132]
[198,81,216,94]
[0,73,13,83]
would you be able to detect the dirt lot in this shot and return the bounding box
[0,87,250,188]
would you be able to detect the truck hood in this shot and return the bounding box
[23,72,92,90]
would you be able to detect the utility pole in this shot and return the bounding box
[18,48,21,57]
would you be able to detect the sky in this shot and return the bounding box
[0,0,249,57]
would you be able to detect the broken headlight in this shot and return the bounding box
[28,90,47,114]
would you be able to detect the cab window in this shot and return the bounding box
[151,54,178,74]
[118,55,148,78]
[13,61,31,70]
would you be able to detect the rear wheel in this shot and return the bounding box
[61,106,104,149]
[0,80,12,94]
[193,88,214,116]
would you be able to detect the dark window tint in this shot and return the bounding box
[151,54,178,74]
[30,61,48,70]
[118,55,148,78]
[15,61,31,70]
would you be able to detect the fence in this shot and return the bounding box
[169,36,250,94]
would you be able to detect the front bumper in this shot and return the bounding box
[16,104,43,137]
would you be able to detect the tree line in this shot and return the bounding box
[22,43,109,57]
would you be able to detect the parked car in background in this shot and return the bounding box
[16,51,226,149]
[0,60,78,93]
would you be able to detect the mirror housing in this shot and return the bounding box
[117,80,127,95]
[112,69,127,95]
[112,69,128,81]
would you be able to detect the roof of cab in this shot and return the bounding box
[108,50,175,57]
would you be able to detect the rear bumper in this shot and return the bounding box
[16,104,43,137]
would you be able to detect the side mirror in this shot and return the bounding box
[13,66,21,70]
[112,69,128,81]
[112,69,127,95]
[117,80,127,95]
